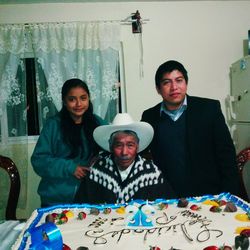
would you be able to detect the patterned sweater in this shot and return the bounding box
[75,152,175,204]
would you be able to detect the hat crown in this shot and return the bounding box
[93,113,153,153]
[112,113,134,126]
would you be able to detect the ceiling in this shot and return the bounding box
[0,0,168,3]
[0,0,222,4]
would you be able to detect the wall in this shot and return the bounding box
[1,1,249,118]
[0,142,41,220]
[0,1,249,217]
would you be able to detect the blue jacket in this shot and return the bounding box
[31,114,106,206]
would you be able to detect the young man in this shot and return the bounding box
[141,60,240,198]
[75,113,175,204]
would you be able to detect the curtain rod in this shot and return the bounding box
[1,11,149,27]
[18,18,150,27]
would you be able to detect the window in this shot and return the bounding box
[3,58,58,139]
[1,57,123,141]
[26,58,39,136]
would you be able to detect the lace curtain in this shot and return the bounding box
[0,24,29,213]
[0,22,121,217]
[29,22,120,127]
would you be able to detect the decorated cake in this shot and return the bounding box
[13,193,250,250]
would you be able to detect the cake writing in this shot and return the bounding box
[85,209,223,245]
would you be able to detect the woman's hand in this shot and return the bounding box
[74,166,90,179]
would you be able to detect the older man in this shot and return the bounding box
[75,113,175,204]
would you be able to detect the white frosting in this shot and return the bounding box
[12,193,250,250]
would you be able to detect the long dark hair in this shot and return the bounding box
[60,78,100,158]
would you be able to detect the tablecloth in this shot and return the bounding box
[0,220,25,250]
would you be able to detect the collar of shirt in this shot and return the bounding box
[160,96,187,121]
[117,161,134,182]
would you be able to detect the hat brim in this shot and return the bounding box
[93,122,154,153]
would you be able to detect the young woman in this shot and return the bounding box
[31,78,107,207]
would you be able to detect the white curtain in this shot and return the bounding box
[0,21,121,218]
[0,24,28,139]
[0,24,29,213]
[28,21,120,127]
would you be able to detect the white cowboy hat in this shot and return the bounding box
[93,113,154,153]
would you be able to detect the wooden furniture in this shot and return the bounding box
[0,155,20,220]
[237,147,250,202]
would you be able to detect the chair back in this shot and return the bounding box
[237,147,250,202]
[0,155,20,220]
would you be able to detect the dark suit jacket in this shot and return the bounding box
[141,95,240,197]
